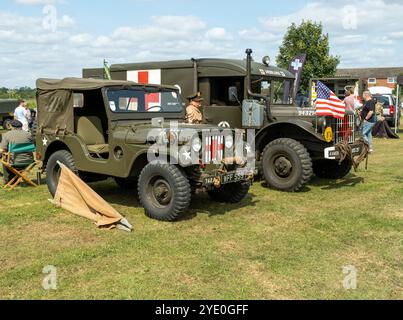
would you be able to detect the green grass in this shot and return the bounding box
[0,128,402,300]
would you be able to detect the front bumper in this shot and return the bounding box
[203,168,255,188]
[324,142,363,160]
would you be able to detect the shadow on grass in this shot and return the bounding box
[259,174,364,192]
[310,174,365,190]
[92,179,257,222]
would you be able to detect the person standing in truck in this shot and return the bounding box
[360,91,377,153]
[186,93,204,124]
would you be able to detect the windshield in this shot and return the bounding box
[252,77,294,105]
[106,88,183,113]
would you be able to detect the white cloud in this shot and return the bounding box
[206,28,232,41]
[241,0,403,68]
[2,0,403,87]
[0,12,240,87]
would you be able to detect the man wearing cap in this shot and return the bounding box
[186,92,204,124]
[0,120,34,183]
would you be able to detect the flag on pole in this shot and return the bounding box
[315,81,346,119]
[284,53,307,101]
[103,59,112,80]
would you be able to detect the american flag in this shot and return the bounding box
[315,81,346,119]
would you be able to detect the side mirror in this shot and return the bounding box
[228,86,238,102]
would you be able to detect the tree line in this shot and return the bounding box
[0,87,36,100]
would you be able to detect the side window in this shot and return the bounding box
[73,93,84,108]
[210,77,244,106]
[271,80,294,105]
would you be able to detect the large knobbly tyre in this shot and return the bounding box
[261,138,313,192]
[208,181,250,204]
[138,163,191,222]
[46,150,77,197]
[115,177,138,190]
[313,159,353,180]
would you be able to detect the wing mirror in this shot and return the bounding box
[228,86,239,103]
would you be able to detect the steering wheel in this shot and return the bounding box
[147,105,163,113]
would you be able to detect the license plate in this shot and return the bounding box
[384,109,390,116]
[325,144,363,160]
[204,170,251,186]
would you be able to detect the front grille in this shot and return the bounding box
[331,115,357,144]
[203,133,224,164]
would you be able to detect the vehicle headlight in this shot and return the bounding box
[159,131,178,145]
[225,135,234,149]
[317,116,327,128]
[192,137,202,153]
[158,131,169,145]
[168,131,178,144]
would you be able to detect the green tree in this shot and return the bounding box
[276,20,340,93]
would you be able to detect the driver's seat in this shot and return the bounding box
[76,116,109,155]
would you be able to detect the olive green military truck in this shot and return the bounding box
[83,49,364,192]
[0,99,18,130]
[35,78,253,221]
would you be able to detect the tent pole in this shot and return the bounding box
[396,84,401,134]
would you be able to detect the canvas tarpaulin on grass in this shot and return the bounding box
[51,163,132,232]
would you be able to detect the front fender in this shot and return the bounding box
[255,120,329,157]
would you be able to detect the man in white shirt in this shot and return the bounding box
[14,100,29,132]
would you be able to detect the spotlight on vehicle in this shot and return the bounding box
[262,56,271,66]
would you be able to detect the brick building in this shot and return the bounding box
[336,67,403,90]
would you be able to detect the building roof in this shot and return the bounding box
[336,67,403,79]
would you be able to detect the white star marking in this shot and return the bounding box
[42,137,48,146]
[183,151,192,161]
[245,145,252,155]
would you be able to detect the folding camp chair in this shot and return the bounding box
[1,143,38,191]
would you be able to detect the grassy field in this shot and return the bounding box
[0,127,402,300]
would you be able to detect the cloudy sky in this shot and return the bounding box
[1,0,402,87]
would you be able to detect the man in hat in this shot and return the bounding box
[0,120,34,183]
[186,92,204,124]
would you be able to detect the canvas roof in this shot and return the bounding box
[36,77,177,91]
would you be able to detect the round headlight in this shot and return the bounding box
[168,131,178,144]
[317,116,327,128]
[159,131,169,145]
[192,137,202,153]
[225,135,234,149]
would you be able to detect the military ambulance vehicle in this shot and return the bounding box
[0,99,18,130]
[35,78,253,221]
[83,49,365,192]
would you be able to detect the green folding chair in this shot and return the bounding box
[1,143,38,191]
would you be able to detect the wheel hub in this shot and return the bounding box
[274,156,293,177]
[152,179,172,206]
